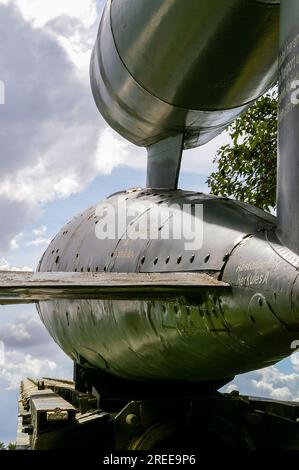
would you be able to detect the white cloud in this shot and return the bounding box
[27,237,51,247]
[250,369,296,401]
[12,0,98,28]
[3,323,30,342]
[27,226,51,247]
[0,306,57,350]
[0,350,56,389]
[10,232,23,250]
[290,351,299,372]
[225,358,299,402]
[10,239,18,250]
[12,0,102,77]
[46,16,97,76]
[0,257,32,272]
[0,3,104,250]
[32,225,47,237]
[0,310,73,394]
[0,305,73,443]
[95,128,146,175]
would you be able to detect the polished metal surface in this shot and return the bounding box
[146,134,184,189]
[37,189,275,275]
[91,0,279,149]
[277,0,299,254]
[32,189,299,383]
[111,0,278,110]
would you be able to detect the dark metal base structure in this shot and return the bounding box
[16,366,299,451]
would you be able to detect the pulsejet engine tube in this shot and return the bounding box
[90,0,279,150]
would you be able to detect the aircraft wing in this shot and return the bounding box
[0,271,229,305]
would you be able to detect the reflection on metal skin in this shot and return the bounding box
[90,0,279,149]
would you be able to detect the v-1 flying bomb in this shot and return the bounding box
[2,0,299,451]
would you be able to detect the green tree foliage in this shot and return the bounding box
[0,441,16,450]
[7,442,16,450]
[207,92,277,211]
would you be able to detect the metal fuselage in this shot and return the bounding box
[36,0,299,389]
[37,190,299,386]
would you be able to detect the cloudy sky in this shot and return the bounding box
[0,0,298,445]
